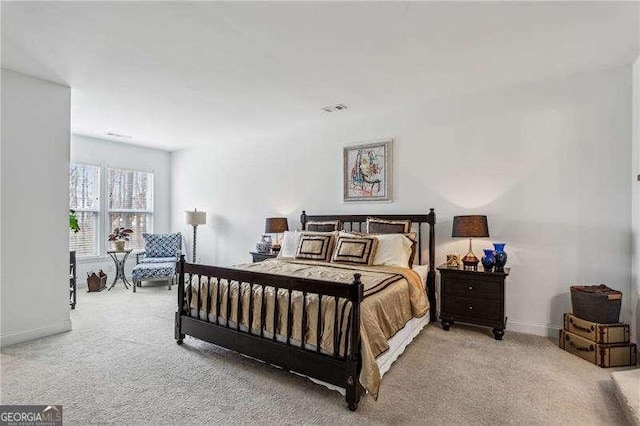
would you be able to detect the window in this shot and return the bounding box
[69,163,100,256]
[69,163,154,257]
[108,168,153,250]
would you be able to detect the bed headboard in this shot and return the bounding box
[300,209,437,322]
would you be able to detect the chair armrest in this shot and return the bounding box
[136,251,146,265]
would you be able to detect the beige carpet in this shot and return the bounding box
[0,283,633,425]
[612,369,640,425]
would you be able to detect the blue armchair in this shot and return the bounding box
[132,233,182,292]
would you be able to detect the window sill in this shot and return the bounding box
[77,253,142,263]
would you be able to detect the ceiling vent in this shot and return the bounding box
[106,132,132,139]
[321,104,348,113]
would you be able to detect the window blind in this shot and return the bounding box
[108,167,154,250]
[69,163,100,256]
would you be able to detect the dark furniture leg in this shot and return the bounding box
[175,312,184,344]
[175,271,185,345]
[492,327,504,340]
[70,250,77,309]
[345,376,361,412]
[441,317,451,331]
[346,275,363,411]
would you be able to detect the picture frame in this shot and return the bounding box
[343,139,393,202]
[446,253,461,268]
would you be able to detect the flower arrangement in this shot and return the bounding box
[108,227,133,242]
[108,227,133,251]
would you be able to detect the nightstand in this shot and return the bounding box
[250,251,277,262]
[437,264,509,340]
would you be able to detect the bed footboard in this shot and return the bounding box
[175,255,364,411]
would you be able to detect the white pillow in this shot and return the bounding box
[339,231,412,268]
[373,233,413,268]
[412,264,429,287]
[278,230,302,258]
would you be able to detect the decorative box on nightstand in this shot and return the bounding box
[437,264,509,340]
[250,251,277,263]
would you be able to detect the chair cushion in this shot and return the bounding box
[132,262,176,280]
[140,257,177,264]
[143,233,181,258]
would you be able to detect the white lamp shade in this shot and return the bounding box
[185,210,206,226]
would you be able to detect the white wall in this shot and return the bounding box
[1,69,71,346]
[71,134,172,286]
[632,58,640,344]
[172,67,632,337]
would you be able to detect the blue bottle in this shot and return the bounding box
[481,249,495,272]
[493,243,508,272]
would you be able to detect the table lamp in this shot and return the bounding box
[185,209,206,262]
[452,215,489,270]
[265,217,288,252]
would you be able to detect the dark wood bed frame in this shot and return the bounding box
[175,209,436,411]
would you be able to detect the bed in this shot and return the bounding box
[175,210,436,411]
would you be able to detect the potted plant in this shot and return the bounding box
[108,227,133,251]
[69,209,80,233]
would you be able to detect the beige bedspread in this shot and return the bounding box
[186,258,428,399]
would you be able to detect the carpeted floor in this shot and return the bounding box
[0,283,633,425]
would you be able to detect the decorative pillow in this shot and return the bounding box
[331,235,378,266]
[295,233,335,262]
[278,230,302,258]
[366,217,411,234]
[306,220,341,232]
[143,233,182,258]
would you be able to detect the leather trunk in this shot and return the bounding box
[564,313,630,344]
[559,329,637,368]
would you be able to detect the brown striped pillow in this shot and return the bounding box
[295,233,335,262]
[306,220,341,232]
[366,217,412,234]
[331,235,378,266]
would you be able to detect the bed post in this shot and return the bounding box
[427,208,437,322]
[300,210,307,230]
[175,254,186,345]
[346,273,363,411]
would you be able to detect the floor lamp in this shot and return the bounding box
[185,209,206,262]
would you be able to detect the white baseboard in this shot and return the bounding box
[0,319,72,347]
[507,319,561,338]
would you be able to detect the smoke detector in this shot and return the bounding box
[321,104,348,113]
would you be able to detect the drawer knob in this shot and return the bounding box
[468,286,473,290]
[469,305,473,310]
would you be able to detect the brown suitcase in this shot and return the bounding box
[559,329,637,367]
[564,313,630,344]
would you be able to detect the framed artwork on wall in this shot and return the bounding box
[343,139,393,202]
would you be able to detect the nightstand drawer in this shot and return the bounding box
[444,295,502,321]
[444,276,502,300]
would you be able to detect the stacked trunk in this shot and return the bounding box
[559,313,636,367]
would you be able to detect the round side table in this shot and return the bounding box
[107,249,133,290]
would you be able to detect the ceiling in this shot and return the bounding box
[2,1,638,151]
